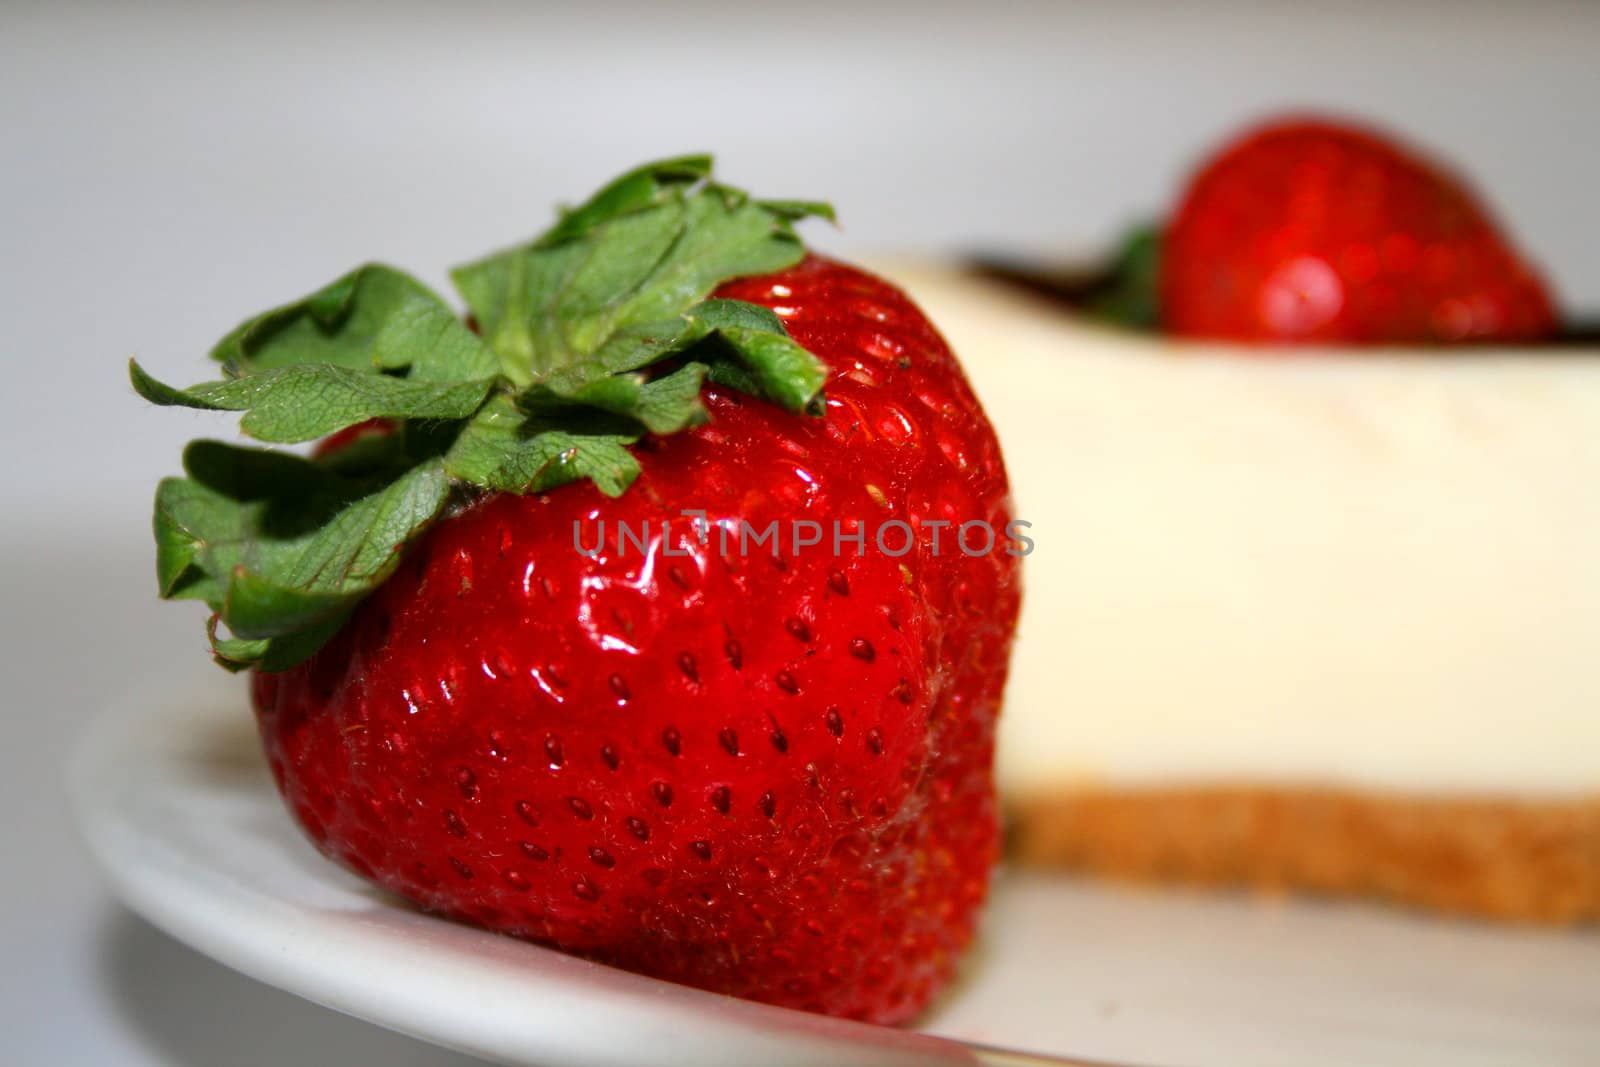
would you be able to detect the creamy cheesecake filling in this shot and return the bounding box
[886,265,1600,798]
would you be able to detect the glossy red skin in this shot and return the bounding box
[251,257,1020,1023]
[1161,117,1558,344]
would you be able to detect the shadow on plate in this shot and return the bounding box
[97,907,494,1067]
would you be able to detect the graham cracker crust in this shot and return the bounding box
[1007,786,1600,923]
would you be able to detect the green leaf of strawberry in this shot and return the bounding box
[442,393,645,495]
[450,158,818,381]
[155,440,452,669]
[137,155,834,670]
[130,359,496,444]
[689,299,829,414]
[1087,224,1162,329]
[210,264,503,380]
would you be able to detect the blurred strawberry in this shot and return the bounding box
[1160,116,1558,343]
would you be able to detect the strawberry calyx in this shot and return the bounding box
[1086,224,1162,329]
[134,155,834,672]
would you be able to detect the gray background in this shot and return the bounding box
[4,1,1597,1063]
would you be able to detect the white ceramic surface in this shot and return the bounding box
[70,674,1600,1067]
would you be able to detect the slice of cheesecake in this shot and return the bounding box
[892,262,1600,923]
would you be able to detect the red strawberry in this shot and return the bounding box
[246,255,1019,1022]
[136,159,1021,1021]
[1160,116,1558,343]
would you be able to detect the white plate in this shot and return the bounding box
[70,674,1600,1067]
